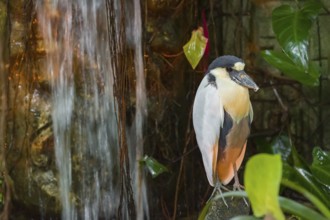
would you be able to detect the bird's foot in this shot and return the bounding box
[233,179,249,206]
[208,181,229,207]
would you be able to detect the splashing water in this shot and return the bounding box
[36,0,147,219]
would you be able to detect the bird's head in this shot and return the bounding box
[207,55,259,92]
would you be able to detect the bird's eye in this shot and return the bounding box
[226,67,233,72]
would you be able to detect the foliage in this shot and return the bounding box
[139,155,169,178]
[278,196,328,220]
[310,147,330,187]
[198,152,330,220]
[183,27,208,69]
[257,135,330,209]
[254,135,330,212]
[255,135,291,161]
[281,179,330,218]
[197,181,329,219]
[261,0,322,86]
[255,135,330,217]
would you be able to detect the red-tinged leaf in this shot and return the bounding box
[183,27,208,69]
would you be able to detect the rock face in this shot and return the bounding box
[3,0,147,218]
[2,1,119,218]
[2,1,61,215]
[12,86,60,215]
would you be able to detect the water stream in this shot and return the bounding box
[36,0,147,219]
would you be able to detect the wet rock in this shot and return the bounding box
[30,89,53,168]
[206,196,250,220]
[32,170,59,198]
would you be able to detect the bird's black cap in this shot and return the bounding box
[207,55,243,71]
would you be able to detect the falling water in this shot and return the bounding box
[36,0,147,219]
[126,0,148,219]
[37,1,75,218]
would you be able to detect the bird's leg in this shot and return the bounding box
[208,181,229,207]
[233,163,244,191]
[233,163,249,206]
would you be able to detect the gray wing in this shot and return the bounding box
[192,75,224,186]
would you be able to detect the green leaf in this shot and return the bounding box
[282,163,330,208]
[301,0,323,18]
[272,2,322,67]
[290,143,310,170]
[139,155,169,178]
[255,136,292,161]
[183,27,208,69]
[279,196,328,220]
[262,1,322,86]
[281,179,330,219]
[245,154,285,220]
[198,200,212,220]
[261,50,319,86]
[310,147,330,186]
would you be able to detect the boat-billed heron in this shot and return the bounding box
[193,55,259,193]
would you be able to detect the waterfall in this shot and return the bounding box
[127,0,149,219]
[36,1,76,218]
[35,0,147,219]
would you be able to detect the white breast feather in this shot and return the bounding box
[193,75,224,186]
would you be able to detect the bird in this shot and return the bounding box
[192,55,259,198]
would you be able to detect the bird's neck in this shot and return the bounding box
[218,80,251,122]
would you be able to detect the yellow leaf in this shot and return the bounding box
[245,154,285,220]
[183,27,208,69]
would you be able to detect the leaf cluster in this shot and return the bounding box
[261,0,322,86]
[198,143,330,220]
